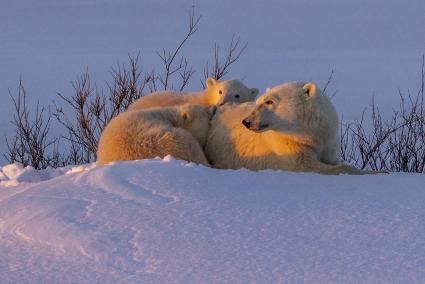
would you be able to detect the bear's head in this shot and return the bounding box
[178,104,214,147]
[204,77,259,106]
[242,82,336,137]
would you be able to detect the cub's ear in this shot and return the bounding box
[250,88,259,98]
[303,82,317,97]
[206,77,217,88]
[208,105,218,116]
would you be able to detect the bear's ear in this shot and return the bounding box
[250,88,259,98]
[206,77,217,88]
[303,82,317,97]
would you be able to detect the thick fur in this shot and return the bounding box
[97,105,212,166]
[127,77,259,111]
[206,82,366,174]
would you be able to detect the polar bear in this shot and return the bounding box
[97,104,213,166]
[205,82,366,174]
[127,77,259,111]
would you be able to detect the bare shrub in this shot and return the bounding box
[340,102,400,171]
[53,55,153,164]
[202,35,247,87]
[341,55,425,173]
[4,78,62,169]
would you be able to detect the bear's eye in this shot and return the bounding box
[219,90,223,95]
[234,94,240,99]
[265,100,274,105]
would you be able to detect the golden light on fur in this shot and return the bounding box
[127,77,258,111]
[205,82,352,173]
[97,105,212,166]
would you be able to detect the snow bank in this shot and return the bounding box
[0,163,95,187]
[1,159,425,283]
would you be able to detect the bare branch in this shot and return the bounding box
[322,70,334,95]
[156,5,200,91]
[4,78,61,169]
[202,35,247,86]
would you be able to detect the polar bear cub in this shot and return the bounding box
[97,104,213,166]
[127,77,259,111]
[206,82,364,174]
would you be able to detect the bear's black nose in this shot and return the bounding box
[242,119,251,129]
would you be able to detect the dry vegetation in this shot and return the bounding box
[340,56,425,173]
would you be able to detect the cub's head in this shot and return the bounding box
[179,104,215,147]
[242,82,321,135]
[204,77,259,106]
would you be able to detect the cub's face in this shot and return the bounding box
[242,82,317,134]
[205,77,259,105]
[180,105,213,147]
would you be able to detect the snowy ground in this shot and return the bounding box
[1,159,425,283]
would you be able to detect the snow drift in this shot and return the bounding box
[1,159,425,283]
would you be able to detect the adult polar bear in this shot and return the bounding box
[127,77,259,110]
[206,82,364,174]
[97,105,212,166]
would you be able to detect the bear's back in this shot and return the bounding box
[127,91,203,111]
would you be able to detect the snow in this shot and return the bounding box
[0,163,94,187]
[1,159,425,283]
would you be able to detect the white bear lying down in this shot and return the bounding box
[206,82,368,174]
[97,105,213,166]
[127,77,259,110]
[97,81,369,174]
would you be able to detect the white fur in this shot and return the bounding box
[127,78,259,111]
[97,104,212,166]
[205,82,360,174]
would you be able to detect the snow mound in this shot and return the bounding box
[0,163,95,187]
[1,159,425,283]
